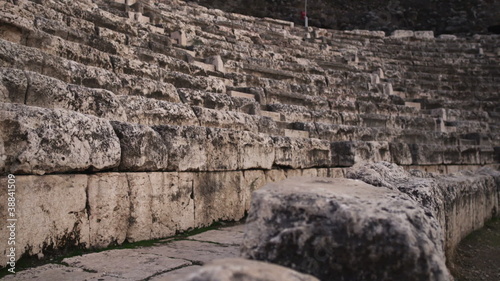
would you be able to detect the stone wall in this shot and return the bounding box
[0,168,343,262]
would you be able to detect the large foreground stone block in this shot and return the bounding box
[241,177,451,281]
[346,162,500,257]
[175,258,319,281]
[0,103,121,175]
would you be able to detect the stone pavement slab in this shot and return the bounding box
[150,265,202,281]
[1,224,244,281]
[1,264,100,281]
[187,224,245,245]
[142,240,240,264]
[63,248,191,280]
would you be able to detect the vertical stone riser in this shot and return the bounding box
[0,168,338,265]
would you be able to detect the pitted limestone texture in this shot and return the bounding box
[241,177,451,281]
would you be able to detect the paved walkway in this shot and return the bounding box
[2,224,245,280]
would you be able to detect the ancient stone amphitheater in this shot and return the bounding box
[0,0,499,279]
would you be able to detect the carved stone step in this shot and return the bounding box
[405,102,421,110]
[192,60,216,72]
[229,90,255,100]
[261,110,281,121]
[284,129,310,139]
[173,47,196,57]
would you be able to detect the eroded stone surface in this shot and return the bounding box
[144,240,239,264]
[1,264,99,281]
[346,162,500,257]
[193,171,245,227]
[241,177,451,281]
[126,172,195,242]
[189,224,245,246]
[111,121,169,171]
[152,265,203,281]
[174,258,319,281]
[0,103,121,175]
[88,173,130,248]
[63,248,191,280]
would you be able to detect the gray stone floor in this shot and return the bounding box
[1,224,245,281]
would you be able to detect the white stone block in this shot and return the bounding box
[391,30,414,38]
[414,31,434,39]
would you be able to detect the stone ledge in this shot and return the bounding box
[241,176,451,280]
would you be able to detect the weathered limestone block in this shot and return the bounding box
[331,141,391,166]
[310,123,377,142]
[205,128,239,171]
[192,106,259,133]
[205,55,225,72]
[414,31,435,39]
[175,258,319,281]
[193,171,245,227]
[178,88,259,113]
[117,95,198,126]
[164,72,226,93]
[346,162,500,257]
[111,121,169,171]
[238,131,275,170]
[0,68,128,121]
[0,103,121,175]
[241,177,451,281]
[0,39,125,95]
[409,144,444,165]
[242,170,267,210]
[0,174,90,263]
[0,67,27,104]
[480,146,497,164]
[266,103,313,122]
[460,145,481,164]
[443,146,462,164]
[391,30,415,38]
[24,28,113,70]
[0,264,100,281]
[64,248,190,280]
[0,38,44,73]
[109,56,159,81]
[126,172,195,242]
[52,56,123,92]
[264,169,287,183]
[171,30,187,46]
[394,116,436,132]
[389,142,413,165]
[87,173,130,248]
[273,136,331,169]
[153,125,208,171]
[256,114,280,135]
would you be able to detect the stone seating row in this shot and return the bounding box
[1,13,496,140]
[1,101,496,177]
[11,0,496,120]
[2,0,496,155]
[6,65,492,144]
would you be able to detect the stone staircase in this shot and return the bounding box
[0,0,499,266]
